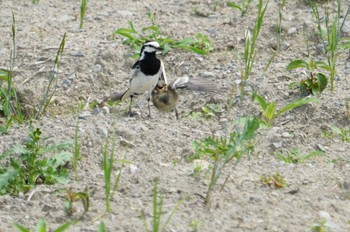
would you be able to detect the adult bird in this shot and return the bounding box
[152,76,218,119]
[120,40,167,117]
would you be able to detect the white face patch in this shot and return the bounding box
[144,41,160,48]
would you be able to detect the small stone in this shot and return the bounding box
[78,112,91,119]
[272,141,283,149]
[319,211,331,221]
[203,71,215,78]
[316,144,326,152]
[281,132,290,138]
[62,79,71,88]
[70,51,85,57]
[336,147,346,152]
[94,64,102,73]
[287,27,297,35]
[119,138,135,148]
[97,127,108,138]
[128,164,139,175]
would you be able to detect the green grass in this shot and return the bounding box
[13,219,72,232]
[0,124,72,195]
[260,173,287,188]
[273,148,325,163]
[65,187,89,216]
[80,0,87,29]
[141,178,185,232]
[102,137,127,214]
[192,117,259,206]
[253,92,319,127]
[240,0,268,95]
[114,12,213,57]
[35,33,66,119]
[227,0,253,16]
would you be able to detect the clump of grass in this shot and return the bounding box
[273,147,325,163]
[227,0,253,16]
[114,12,213,56]
[240,0,268,95]
[192,118,259,206]
[102,137,127,214]
[13,219,72,232]
[0,12,25,133]
[0,124,72,195]
[141,178,185,232]
[253,92,319,127]
[310,218,331,232]
[260,173,287,188]
[186,103,223,120]
[80,0,87,29]
[35,33,66,119]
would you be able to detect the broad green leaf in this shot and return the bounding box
[54,221,72,232]
[316,73,328,92]
[241,118,260,141]
[0,69,8,81]
[35,219,46,232]
[265,102,275,121]
[315,61,333,73]
[286,60,309,71]
[254,94,268,110]
[98,222,107,232]
[12,223,30,232]
[0,167,19,190]
[227,2,243,11]
[277,97,319,117]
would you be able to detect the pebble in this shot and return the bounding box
[61,79,71,88]
[336,147,346,152]
[271,141,283,149]
[94,64,102,73]
[287,27,297,35]
[70,51,85,57]
[119,138,135,148]
[281,132,290,138]
[128,164,138,174]
[97,127,108,138]
[203,71,215,78]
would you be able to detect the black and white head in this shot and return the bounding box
[140,41,162,59]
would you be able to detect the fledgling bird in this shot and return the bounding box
[120,41,167,117]
[151,76,219,119]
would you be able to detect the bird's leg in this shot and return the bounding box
[147,98,152,118]
[128,96,133,116]
[175,107,179,120]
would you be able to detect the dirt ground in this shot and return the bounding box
[1,0,350,231]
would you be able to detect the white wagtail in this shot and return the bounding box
[120,41,167,117]
[151,76,219,119]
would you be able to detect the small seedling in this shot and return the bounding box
[35,33,66,119]
[102,138,128,214]
[189,219,201,232]
[80,0,87,29]
[273,148,324,163]
[227,0,253,16]
[330,126,350,142]
[310,218,331,232]
[193,118,259,206]
[141,178,185,232]
[13,219,72,232]
[65,187,89,216]
[114,12,213,56]
[0,124,72,195]
[240,0,268,95]
[287,58,331,96]
[260,173,287,188]
[186,103,223,120]
[98,222,107,232]
[253,92,319,127]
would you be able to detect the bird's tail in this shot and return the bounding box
[171,76,219,93]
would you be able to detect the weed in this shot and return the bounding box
[330,126,350,142]
[192,118,259,206]
[65,187,89,216]
[186,103,223,120]
[102,138,127,213]
[13,219,72,232]
[273,148,325,163]
[32,0,39,3]
[114,12,213,56]
[35,33,66,119]
[260,173,287,188]
[240,0,268,95]
[141,178,185,232]
[287,58,332,96]
[189,219,201,232]
[253,92,319,127]
[310,218,331,232]
[227,0,253,16]
[80,0,87,29]
[72,103,84,181]
[309,0,350,91]
[98,222,107,232]
[0,124,72,195]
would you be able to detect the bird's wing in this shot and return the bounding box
[172,77,219,93]
[129,60,141,82]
